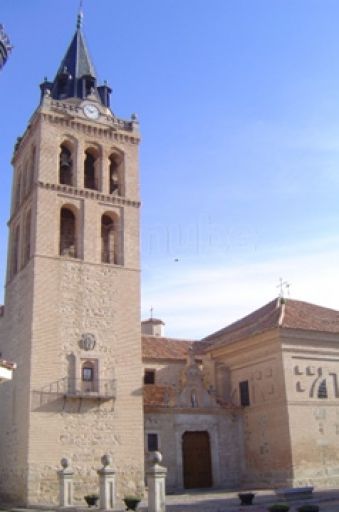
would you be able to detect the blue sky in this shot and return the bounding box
[1,1,339,338]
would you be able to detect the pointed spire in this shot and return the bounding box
[44,6,111,107]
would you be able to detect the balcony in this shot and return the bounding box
[31,377,116,413]
[63,378,116,400]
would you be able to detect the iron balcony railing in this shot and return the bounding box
[65,378,116,399]
[40,377,116,400]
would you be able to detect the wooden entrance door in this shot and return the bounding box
[182,431,212,489]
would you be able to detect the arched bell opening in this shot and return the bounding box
[59,206,77,258]
[59,142,74,186]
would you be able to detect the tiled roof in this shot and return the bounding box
[202,298,339,348]
[142,318,165,325]
[142,335,195,360]
[203,298,281,344]
[143,384,176,406]
[143,384,236,409]
[282,299,339,332]
[143,298,339,358]
[0,358,16,370]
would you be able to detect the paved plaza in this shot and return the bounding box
[139,489,339,512]
[5,488,339,512]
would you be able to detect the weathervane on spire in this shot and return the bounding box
[277,277,290,299]
[77,0,84,29]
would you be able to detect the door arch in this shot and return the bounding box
[182,431,212,489]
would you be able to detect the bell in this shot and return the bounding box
[60,154,71,168]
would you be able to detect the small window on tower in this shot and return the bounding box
[144,369,155,385]
[239,380,250,407]
[23,209,31,265]
[147,433,159,452]
[11,224,20,277]
[318,379,328,399]
[82,367,94,382]
[81,360,98,393]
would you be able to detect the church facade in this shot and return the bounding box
[1,12,339,508]
[142,299,339,492]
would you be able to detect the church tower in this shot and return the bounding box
[0,12,144,506]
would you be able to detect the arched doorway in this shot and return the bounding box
[182,431,212,489]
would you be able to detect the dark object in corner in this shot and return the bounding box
[84,494,99,507]
[238,492,255,505]
[297,506,319,512]
[268,504,290,512]
[123,495,141,511]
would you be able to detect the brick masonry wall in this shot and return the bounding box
[209,334,293,488]
[27,258,144,505]
[282,336,339,488]
[0,100,144,506]
[0,261,35,503]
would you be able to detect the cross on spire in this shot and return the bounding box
[150,307,154,319]
[39,6,112,108]
[277,277,290,299]
[77,0,84,29]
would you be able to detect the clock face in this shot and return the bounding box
[83,103,100,120]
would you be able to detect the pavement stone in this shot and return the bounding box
[4,489,339,512]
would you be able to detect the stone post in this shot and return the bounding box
[58,457,74,507]
[97,454,115,510]
[146,451,167,512]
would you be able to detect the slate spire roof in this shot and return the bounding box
[55,12,96,88]
[41,10,111,107]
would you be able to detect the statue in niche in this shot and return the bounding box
[191,389,198,408]
[177,348,217,408]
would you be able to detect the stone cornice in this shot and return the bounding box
[33,253,141,274]
[8,180,140,227]
[49,99,138,133]
[144,405,239,415]
[12,100,140,163]
[280,326,339,344]
[205,328,279,358]
[41,110,140,146]
[38,181,141,208]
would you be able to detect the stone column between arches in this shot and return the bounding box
[75,140,84,189]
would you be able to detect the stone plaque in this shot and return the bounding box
[79,333,96,351]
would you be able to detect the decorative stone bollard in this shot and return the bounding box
[146,451,167,512]
[58,457,74,507]
[97,454,116,510]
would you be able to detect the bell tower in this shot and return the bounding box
[0,12,143,506]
